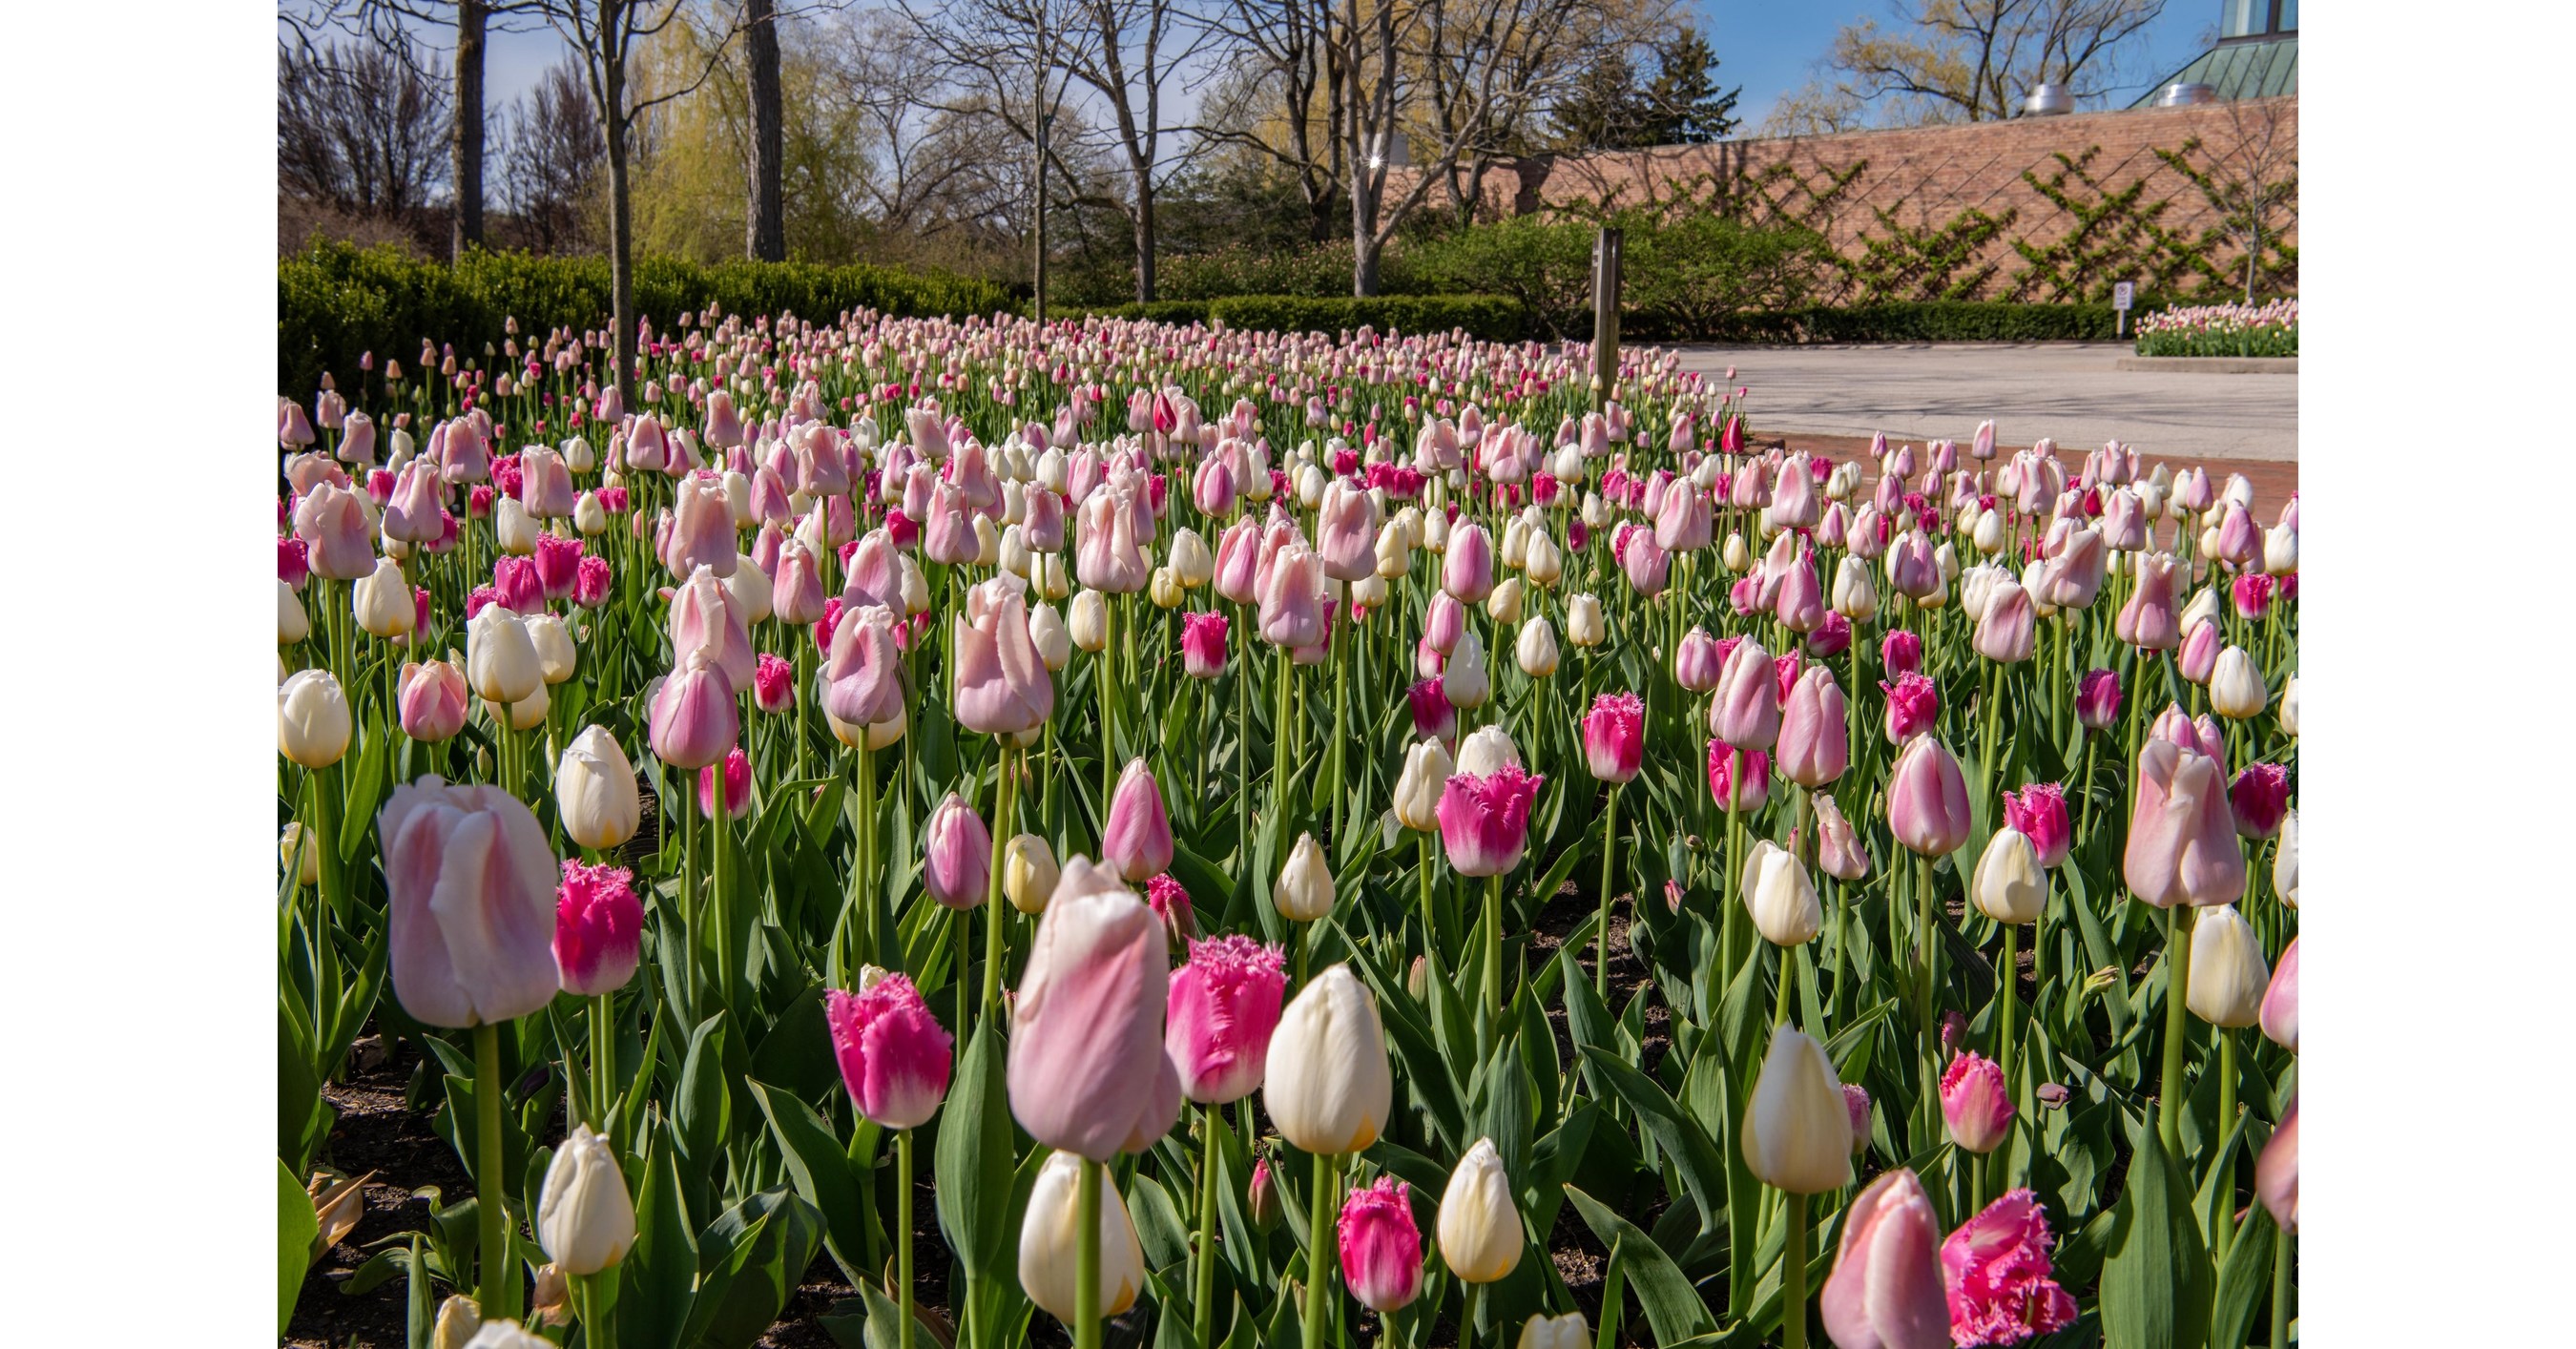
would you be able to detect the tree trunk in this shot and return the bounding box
[451,0,488,260]
[1133,175,1156,303]
[745,0,786,261]
[605,49,636,405]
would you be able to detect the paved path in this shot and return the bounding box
[1668,342,2297,465]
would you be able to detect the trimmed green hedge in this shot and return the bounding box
[1633,301,2125,345]
[279,240,1011,394]
[1037,294,1527,342]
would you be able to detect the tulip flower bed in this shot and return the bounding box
[2129,301,2298,360]
[280,310,2297,1349]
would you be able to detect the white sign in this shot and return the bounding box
[2112,281,2135,311]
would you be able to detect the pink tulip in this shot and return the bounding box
[1880,672,1940,744]
[2116,553,2181,650]
[1940,1051,2013,1153]
[398,659,469,743]
[280,396,318,447]
[1443,522,1495,602]
[1653,481,1712,551]
[1775,551,1826,633]
[1181,611,1230,679]
[1408,677,1457,740]
[294,481,377,581]
[1705,741,1771,812]
[924,482,978,565]
[1423,591,1465,655]
[2037,527,2107,608]
[2124,739,2245,907]
[953,581,1054,735]
[1712,636,1780,751]
[574,555,613,608]
[1102,758,1177,882]
[1257,543,1327,650]
[1077,483,1151,593]
[1164,934,1288,1104]
[1940,1189,2077,1346]
[2256,1097,2297,1234]
[532,534,583,602]
[1006,856,1183,1160]
[1437,764,1545,877]
[1887,737,1971,856]
[1338,1175,1423,1313]
[2230,762,2291,840]
[1674,627,1723,693]
[649,651,739,770]
[1843,1082,1874,1153]
[1583,692,1644,784]
[1821,1169,1952,1349]
[1213,518,1262,605]
[1620,529,1671,596]
[1807,610,1854,658]
[554,860,642,997]
[1886,532,1941,599]
[1880,628,1923,678]
[1817,795,1872,881]
[924,792,994,909]
[492,555,544,615]
[663,475,737,579]
[521,446,575,518]
[669,566,757,693]
[1972,580,2036,663]
[1315,480,1379,582]
[2150,702,2228,762]
[383,464,446,543]
[2178,617,2220,685]
[827,973,953,1130]
[1145,872,1195,946]
[2216,500,2259,565]
[817,601,899,729]
[744,652,791,715]
[774,539,827,626]
[1778,666,1850,787]
[695,747,753,820]
[379,777,563,1028]
[703,388,746,447]
[1194,455,1237,517]
[2001,782,2071,868]
[2261,937,2298,1051]
[2074,668,2121,730]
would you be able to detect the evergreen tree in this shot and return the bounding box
[1548,49,1646,151]
[1642,27,1740,145]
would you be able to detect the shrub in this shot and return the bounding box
[1206,295,1526,342]
[1619,214,1835,340]
[278,240,1010,393]
[1403,217,1600,339]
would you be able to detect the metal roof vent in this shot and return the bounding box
[2023,83,2074,115]
[2157,81,2218,107]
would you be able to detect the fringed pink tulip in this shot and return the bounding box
[827,973,953,1130]
[2001,782,2071,868]
[1164,934,1289,1105]
[1582,692,1644,784]
[696,747,753,820]
[553,861,642,996]
[1880,628,1923,678]
[1705,741,1772,813]
[1940,1051,2013,1153]
[2231,762,2291,840]
[1338,1176,1423,1314]
[752,652,794,714]
[1181,611,1230,679]
[1940,1189,2079,1344]
[1437,764,1545,877]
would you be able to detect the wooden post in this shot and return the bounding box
[1591,225,1623,409]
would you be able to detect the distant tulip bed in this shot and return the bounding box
[278,310,2297,1349]
[2130,301,2298,360]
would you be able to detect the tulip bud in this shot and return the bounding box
[1247,1156,1280,1231]
[280,578,311,645]
[536,1123,637,1276]
[1265,964,1394,1155]
[526,613,577,685]
[353,557,417,637]
[1273,832,1336,922]
[1743,843,1823,947]
[1394,737,1452,832]
[1940,1051,2013,1153]
[1437,1137,1524,1284]
[1003,833,1059,915]
[1028,601,1072,671]
[1104,758,1175,882]
[1741,1024,1853,1193]
[1069,590,1109,653]
[1517,1313,1590,1349]
[924,793,994,909]
[1515,615,1559,677]
[281,821,320,886]
[279,669,353,768]
[432,1295,482,1349]
[1018,1150,1147,1321]
[2185,903,2269,1027]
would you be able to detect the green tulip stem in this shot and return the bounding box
[898,1129,917,1349]
[1998,922,2019,1110]
[1775,941,1795,1028]
[2214,1027,2238,1262]
[1463,1281,1484,1349]
[792,639,812,784]
[1301,1151,1340,1349]
[681,784,702,1010]
[589,992,614,1133]
[1419,831,1441,966]
[2159,903,2195,1157]
[982,745,1016,1015]
[1782,1190,1810,1349]
[1977,660,2003,805]
[2270,1225,2293,1349]
[1273,645,1294,836]
[1481,872,1504,1060]
[577,1269,615,1347]
[1076,1155,1103,1349]
[1193,1105,1223,1349]
[856,742,879,969]
[1723,749,1743,969]
[1593,785,1621,999]
[472,1020,517,1322]
[1099,617,1120,813]
[1327,616,1349,842]
[713,766,736,1012]
[1236,616,1253,896]
[1916,852,1940,1152]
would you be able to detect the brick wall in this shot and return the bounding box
[1424,97,2297,301]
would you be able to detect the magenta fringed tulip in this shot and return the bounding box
[1887,737,1971,856]
[2116,552,2182,650]
[1164,934,1289,1104]
[1880,672,1940,744]
[2262,937,2298,1051]
[380,778,563,1028]
[1338,1176,1423,1314]
[1940,1051,2014,1153]
[1007,857,1183,1160]
[925,793,994,909]
[1443,521,1495,602]
[553,861,642,997]
[1582,692,1645,784]
[1145,873,1195,947]
[1778,667,1849,787]
[1821,1169,1952,1349]
[827,974,953,1130]
[2075,668,2122,730]
[752,652,794,714]
[2124,739,2245,907]
[1437,764,1545,877]
[823,602,904,728]
[953,580,1055,735]
[1181,611,1229,679]
[2001,782,2071,868]
[1880,627,1923,678]
[1674,626,1723,692]
[1712,636,1780,750]
[696,747,753,820]
[1942,1190,2077,1346]
[649,651,738,770]
[1104,758,1176,882]
[533,534,583,601]
[1705,742,1772,812]
[2231,762,2291,840]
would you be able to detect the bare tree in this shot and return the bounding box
[817,10,1025,240]
[500,59,605,252]
[2159,95,2296,301]
[888,0,1085,307]
[1787,0,2169,128]
[745,0,786,259]
[317,1,551,259]
[279,33,453,222]
[1046,0,1218,301]
[1199,0,1341,245]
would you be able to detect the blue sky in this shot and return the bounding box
[432,1,2231,134]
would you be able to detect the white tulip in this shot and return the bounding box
[1744,843,1823,947]
[556,725,640,850]
[280,578,310,644]
[1442,629,1490,709]
[1515,615,1560,677]
[1740,1024,1852,1194]
[352,557,416,638]
[1394,738,1452,832]
[279,669,352,768]
[1263,965,1393,1155]
[1017,1150,1146,1321]
[1970,827,2046,924]
[1273,832,1336,922]
[2185,904,2269,1028]
[1437,1136,1525,1285]
[537,1124,636,1276]
[2210,647,2267,720]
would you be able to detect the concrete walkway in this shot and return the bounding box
[1668,342,2297,464]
